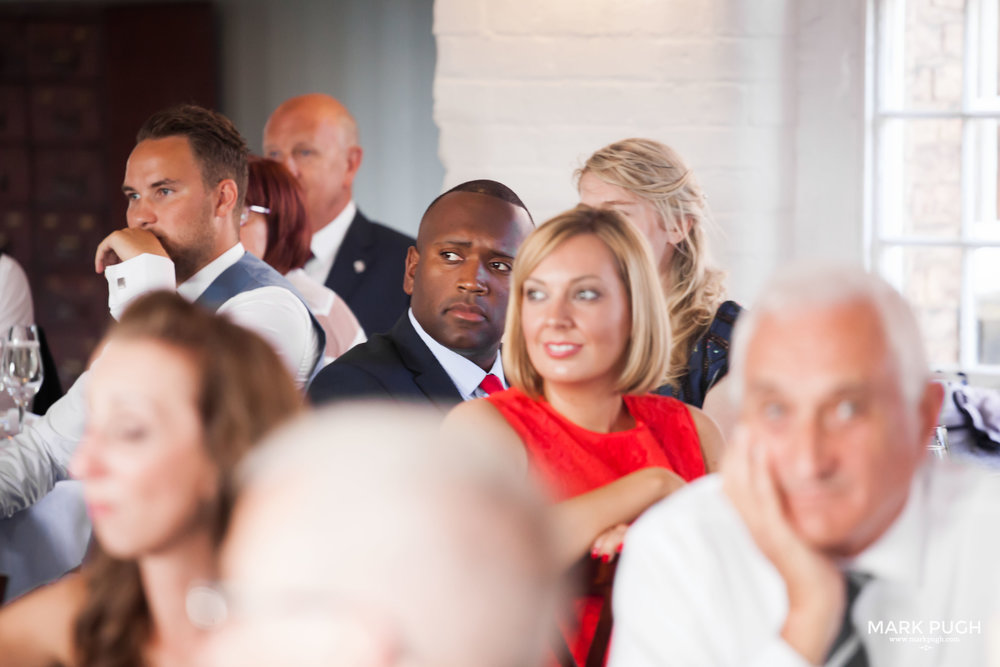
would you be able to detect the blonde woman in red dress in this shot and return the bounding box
[446,205,722,666]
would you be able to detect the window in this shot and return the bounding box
[870,0,1000,373]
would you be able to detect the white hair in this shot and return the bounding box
[729,263,931,407]
[233,402,556,667]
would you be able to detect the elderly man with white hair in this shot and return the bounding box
[608,265,1000,667]
[195,404,558,667]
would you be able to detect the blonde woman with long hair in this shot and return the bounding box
[578,138,742,430]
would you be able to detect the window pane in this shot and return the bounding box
[882,245,961,367]
[972,247,1000,365]
[967,119,1000,239]
[970,0,1000,103]
[897,0,965,111]
[879,118,963,238]
[993,0,1000,96]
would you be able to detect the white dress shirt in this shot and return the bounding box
[608,463,1000,667]
[303,200,357,284]
[0,254,35,413]
[0,244,319,517]
[0,254,34,332]
[408,309,505,400]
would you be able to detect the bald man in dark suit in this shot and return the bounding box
[264,93,413,335]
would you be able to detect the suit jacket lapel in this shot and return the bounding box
[325,210,371,302]
[389,315,464,412]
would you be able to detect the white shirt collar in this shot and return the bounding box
[176,243,246,302]
[408,308,505,401]
[310,200,357,263]
[844,464,930,587]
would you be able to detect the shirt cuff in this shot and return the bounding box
[105,253,175,320]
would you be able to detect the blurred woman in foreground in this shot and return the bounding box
[0,291,301,666]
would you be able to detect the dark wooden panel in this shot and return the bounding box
[47,329,103,386]
[35,270,108,387]
[0,21,28,79]
[30,86,101,144]
[0,208,31,261]
[0,86,27,141]
[33,149,104,207]
[34,270,106,326]
[34,209,104,270]
[0,147,30,204]
[26,21,100,79]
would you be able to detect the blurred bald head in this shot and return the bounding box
[263,93,362,233]
[201,404,557,667]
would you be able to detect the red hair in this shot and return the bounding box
[246,156,312,274]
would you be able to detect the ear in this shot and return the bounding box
[344,145,363,184]
[214,178,240,223]
[917,380,946,442]
[665,214,694,246]
[403,245,418,296]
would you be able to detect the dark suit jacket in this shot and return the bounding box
[307,313,463,414]
[324,209,414,336]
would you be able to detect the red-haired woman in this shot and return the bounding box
[241,156,365,363]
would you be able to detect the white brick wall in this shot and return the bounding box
[433,0,868,304]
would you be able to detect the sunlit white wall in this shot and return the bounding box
[434,0,868,304]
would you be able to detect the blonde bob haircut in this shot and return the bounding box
[504,205,671,398]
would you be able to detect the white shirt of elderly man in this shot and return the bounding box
[608,266,1000,667]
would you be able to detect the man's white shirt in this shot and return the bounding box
[0,254,35,413]
[0,254,34,333]
[608,464,1000,667]
[408,309,505,401]
[0,244,319,516]
[303,200,356,284]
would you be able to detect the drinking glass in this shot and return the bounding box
[1,325,43,434]
[928,425,950,460]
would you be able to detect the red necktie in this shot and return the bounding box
[478,373,504,396]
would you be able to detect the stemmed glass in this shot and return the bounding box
[929,425,950,460]
[1,325,43,434]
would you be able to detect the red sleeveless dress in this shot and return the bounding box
[486,387,707,665]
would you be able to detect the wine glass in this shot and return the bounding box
[928,425,949,460]
[1,325,43,434]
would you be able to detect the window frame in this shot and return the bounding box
[868,0,1000,375]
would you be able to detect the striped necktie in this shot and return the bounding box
[825,572,871,667]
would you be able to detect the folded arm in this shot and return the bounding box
[552,467,684,568]
[0,371,88,517]
[558,403,724,567]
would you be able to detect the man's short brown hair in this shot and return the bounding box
[137,104,249,209]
